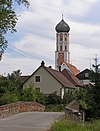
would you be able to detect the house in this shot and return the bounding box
[61,69,83,87]
[23,61,76,98]
[76,69,93,86]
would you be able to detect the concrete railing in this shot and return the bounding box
[0,101,45,118]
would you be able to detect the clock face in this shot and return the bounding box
[58,53,64,66]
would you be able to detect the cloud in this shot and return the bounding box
[69,20,100,48]
[0,0,100,75]
[70,44,100,70]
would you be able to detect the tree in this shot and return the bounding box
[63,90,75,105]
[75,59,100,120]
[0,70,22,105]
[7,70,23,97]
[21,85,37,101]
[0,0,30,55]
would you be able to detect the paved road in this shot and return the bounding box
[0,112,64,131]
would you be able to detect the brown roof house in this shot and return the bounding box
[23,61,76,98]
[61,69,83,87]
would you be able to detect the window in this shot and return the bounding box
[65,34,67,41]
[60,34,63,41]
[60,45,62,51]
[85,73,89,78]
[35,88,40,92]
[35,76,40,82]
[57,45,58,51]
[65,45,67,50]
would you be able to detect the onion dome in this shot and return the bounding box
[55,19,70,33]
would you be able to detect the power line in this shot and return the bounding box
[7,44,50,62]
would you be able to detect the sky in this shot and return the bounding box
[0,0,100,75]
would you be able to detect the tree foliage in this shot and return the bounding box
[21,85,36,101]
[75,64,100,120]
[0,70,22,105]
[0,0,30,53]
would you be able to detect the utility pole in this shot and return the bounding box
[93,55,100,73]
[92,55,100,85]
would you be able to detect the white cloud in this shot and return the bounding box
[70,44,100,70]
[0,0,100,75]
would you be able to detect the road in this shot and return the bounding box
[0,112,64,131]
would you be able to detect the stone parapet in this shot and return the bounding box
[0,101,45,118]
[65,100,82,121]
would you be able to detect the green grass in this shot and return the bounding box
[49,119,100,131]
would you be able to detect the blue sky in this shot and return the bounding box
[0,0,100,75]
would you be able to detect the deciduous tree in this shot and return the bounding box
[0,0,30,56]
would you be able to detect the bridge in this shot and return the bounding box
[0,112,64,131]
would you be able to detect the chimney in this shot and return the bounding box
[41,61,45,67]
[49,66,52,69]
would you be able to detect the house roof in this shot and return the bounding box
[23,61,75,89]
[45,67,75,88]
[66,63,80,75]
[20,76,30,83]
[76,69,91,80]
[61,69,83,87]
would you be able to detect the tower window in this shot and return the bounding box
[60,45,62,51]
[60,34,63,41]
[65,46,66,50]
[35,76,40,82]
[65,35,67,41]
[57,45,58,51]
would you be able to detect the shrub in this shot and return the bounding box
[49,119,100,131]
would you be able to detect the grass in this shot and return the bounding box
[49,119,100,131]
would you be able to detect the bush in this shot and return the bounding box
[49,119,100,131]
[45,92,62,105]
[0,92,19,106]
[45,104,65,112]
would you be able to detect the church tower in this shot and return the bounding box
[55,16,70,71]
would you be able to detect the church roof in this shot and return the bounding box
[66,63,80,75]
[55,19,70,33]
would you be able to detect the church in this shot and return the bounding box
[55,16,80,75]
[21,17,82,98]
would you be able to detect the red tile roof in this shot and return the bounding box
[66,63,80,75]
